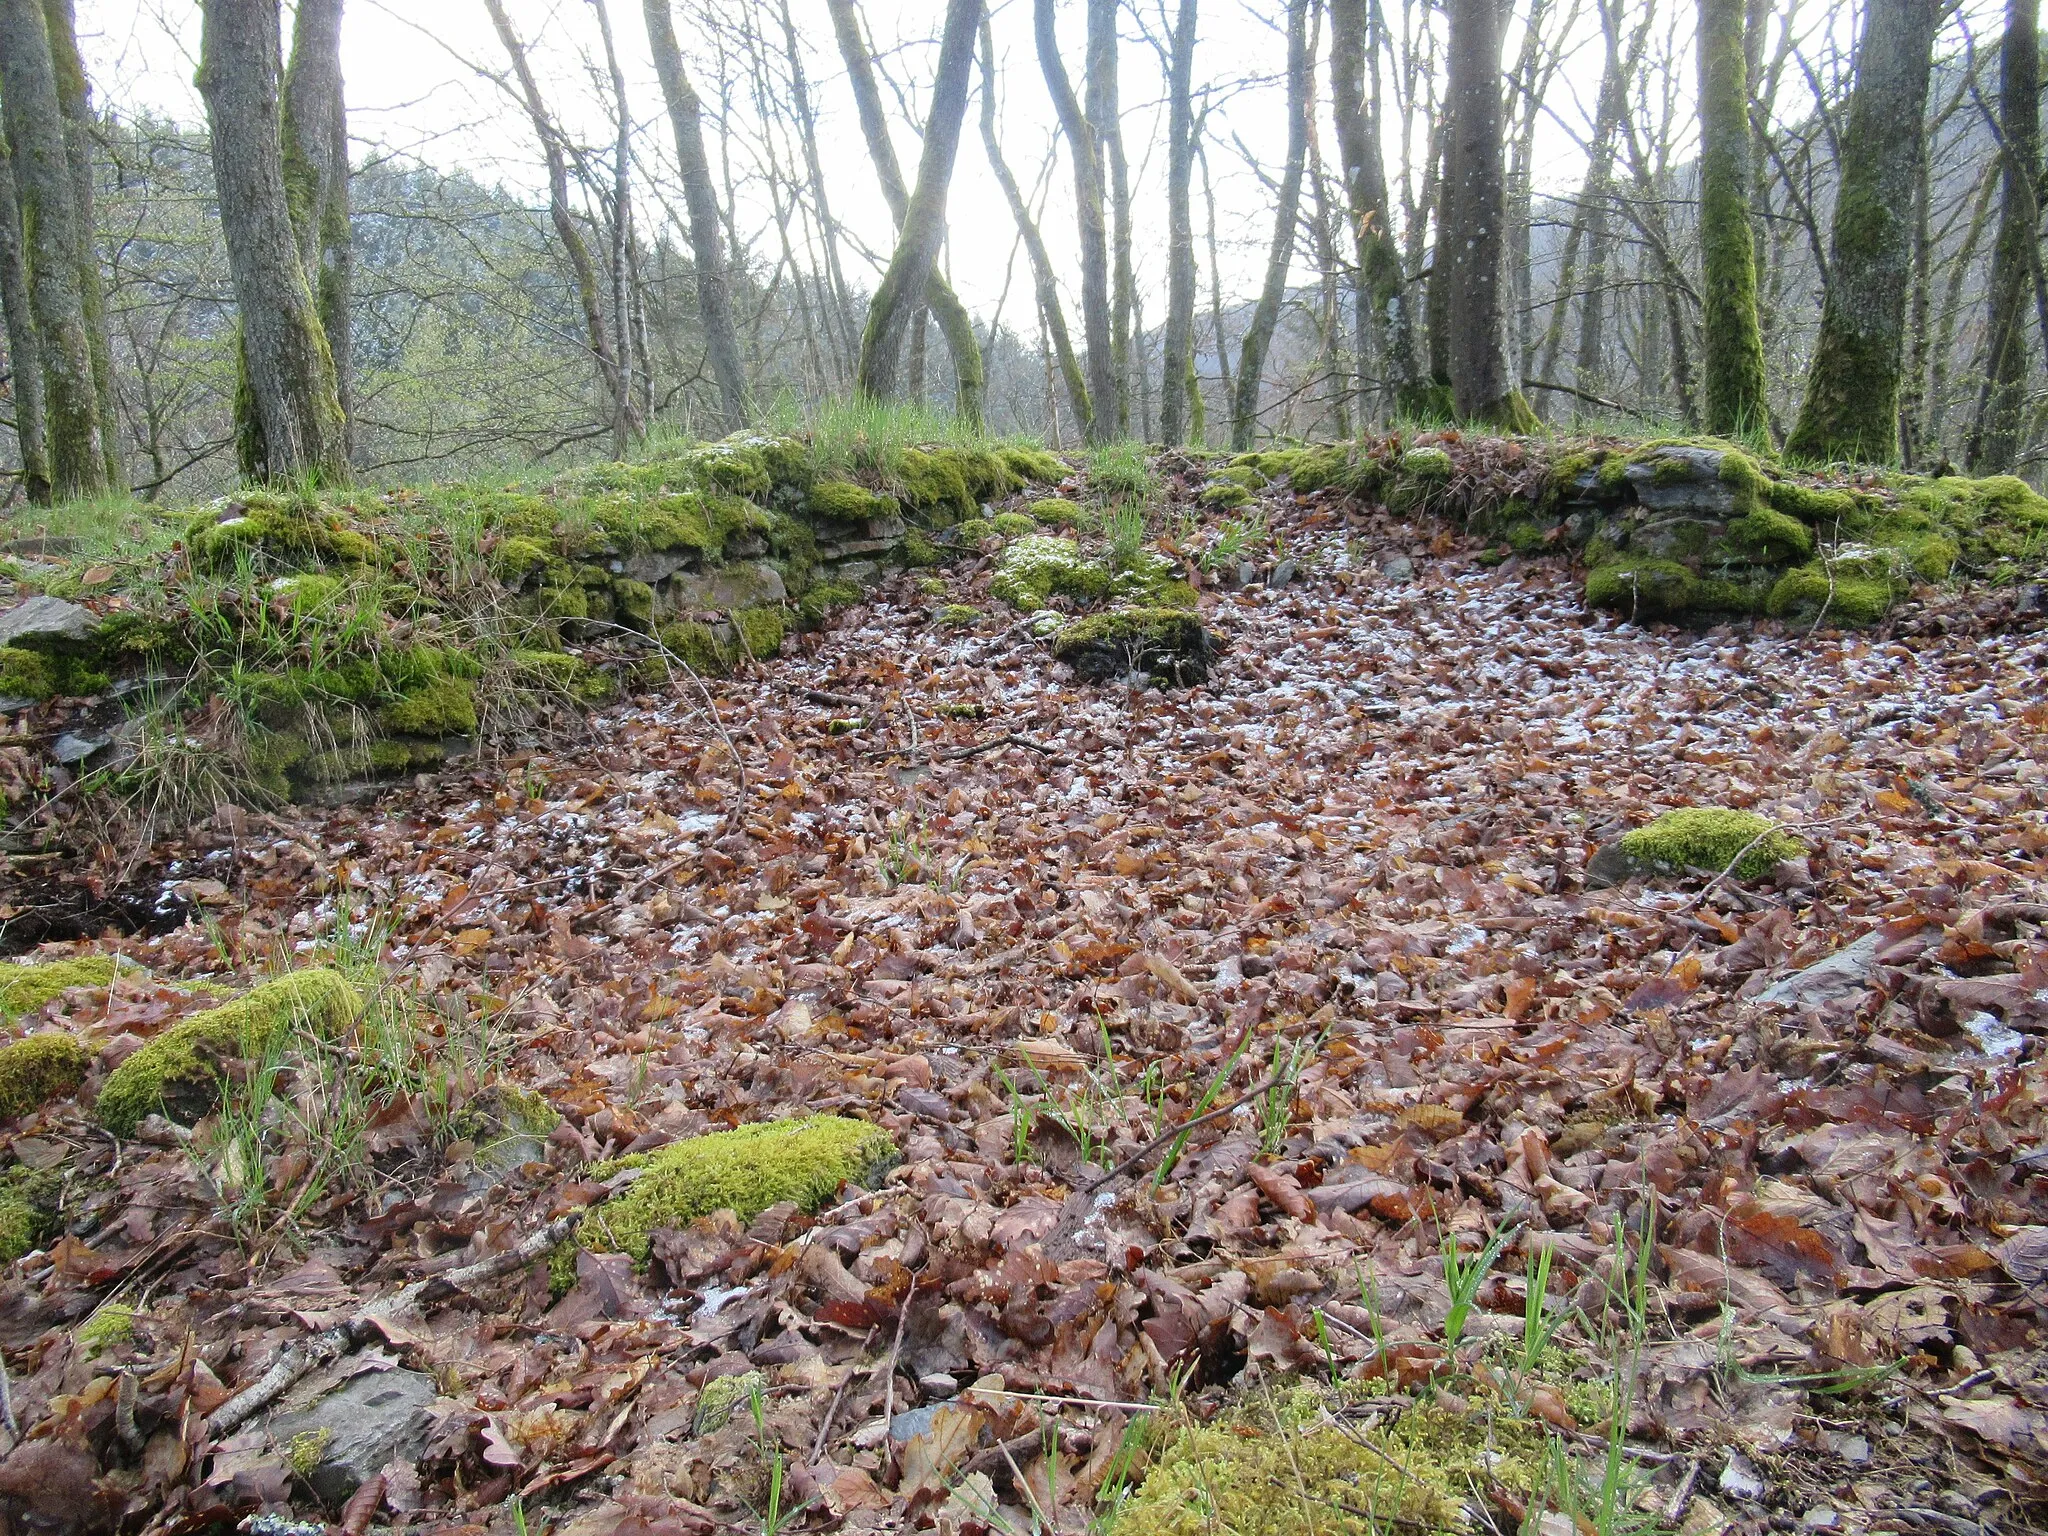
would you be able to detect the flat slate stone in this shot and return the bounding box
[268,1365,436,1503]
[0,595,95,647]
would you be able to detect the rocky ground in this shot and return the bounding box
[3,477,2048,1536]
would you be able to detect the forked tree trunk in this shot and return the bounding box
[1230,0,1308,451]
[483,0,636,452]
[980,17,1091,437]
[199,0,348,483]
[827,0,985,424]
[0,0,108,498]
[281,0,353,463]
[1159,0,1198,445]
[854,0,982,402]
[1443,0,1534,428]
[0,141,50,503]
[1697,0,1771,438]
[1329,0,1415,415]
[644,0,753,429]
[1036,0,1115,442]
[39,0,117,487]
[1965,0,2041,472]
[1786,0,1940,464]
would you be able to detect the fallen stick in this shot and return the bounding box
[1078,1070,1286,1195]
[208,1174,637,1436]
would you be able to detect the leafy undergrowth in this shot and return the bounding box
[2,468,2048,1536]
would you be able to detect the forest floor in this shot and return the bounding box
[4,479,2048,1536]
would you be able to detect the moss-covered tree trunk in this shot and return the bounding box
[1965,0,2041,473]
[280,0,352,466]
[826,0,984,425]
[0,140,49,504]
[1036,0,1115,443]
[1697,0,1771,438]
[1330,0,1417,417]
[1229,0,1308,451]
[853,0,981,403]
[1443,0,1535,430]
[644,0,752,431]
[1159,0,1198,445]
[0,0,108,499]
[1785,0,1939,464]
[199,0,348,485]
[39,0,117,489]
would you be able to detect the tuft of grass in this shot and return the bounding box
[1086,440,1156,507]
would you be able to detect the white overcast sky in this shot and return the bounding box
[72,0,1913,326]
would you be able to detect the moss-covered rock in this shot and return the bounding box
[796,580,863,625]
[0,1034,91,1120]
[579,1116,896,1267]
[997,444,1066,484]
[903,529,945,568]
[611,578,656,627]
[896,449,976,519]
[989,512,1038,538]
[514,649,617,705]
[936,604,981,628]
[76,1303,136,1355]
[1617,807,1803,881]
[807,481,897,522]
[1584,556,1701,619]
[96,969,361,1135]
[1765,561,1899,625]
[990,536,1114,610]
[381,675,477,737]
[187,494,375,572]
[1109,1391,1546,1536]
[731,606,787,660]
[1029,497,1088,529]
[1052,607,1219,686]
[1199,481,1253,510]
[1401,446,1454,479]
[1725,504,1815,562]
[0,645,57,701]
[0,957,117,1018]
[0,1165,60,1261]
[951,517,994,546]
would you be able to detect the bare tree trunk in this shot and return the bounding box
[0,142,49,503]
[1929,162,2001,449]
[39,0,117,487]
[826,0,985,424]
[483,0,635,451]
[1573,0,1626,407]
[1036,0,1115,442]
[1786,0,1939,464]
[645,0,752,429]
[854,0,982,402]
[772,0,861,382]
[1230,0,1309,451]
[0,0,108,497]
[981,18,1091,437]
[1698,0,1771,437]
[1443,0,1533,428]
[280,0,352,465]
[1966,0,2041,472]
[1902,129,1933,463]
[1330,0,1416,416]
[1087,0,1133,435]
[591,0,641,456]
[1159,0,1198,445]
[1202,129,1231,429]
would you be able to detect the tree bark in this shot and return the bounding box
[1443,0,1534,428]
[1573,0,1626,406]
[854,0,982,402]
[482,0,636,452]
[826,0,985,424]
[0,0,108,497]
[1159,0,1198,445]
[38,0,117,486]
[1330,0,1415,414]
[280,0,352,463]
[1087,0,1133,434]
[590,0,641,456]
[1965,0,2040,472]
[980,17,1091,437]
[0,140,49,503]
[199,0,348,484]
[1785,0,1939,464]
[1230,0,1309,450]
[644,0,752,429]
[1697,0,1771,438]
[1036,0,1115,442]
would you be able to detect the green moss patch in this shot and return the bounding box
[1620,808,1803,880]
[990,536,1114,610]
[0,646,57,701]
[1109,1391,1545,1536]
[76,1303,137,1355]
[1584,556,1701,619]
[380,675,477,737]
[1029,497,1088,529]
[187,494,374,572]
[0,1035,91,1120]
[989,512,1038,538]
[1053,607,1219,686]
[96,969,360,1135]
[807,481,897,522]
[997,444,1066,484]
[0,1166,61,1262]
[0,957,117,1018]
[936,604,981,628]
[581,1115,896,1266]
